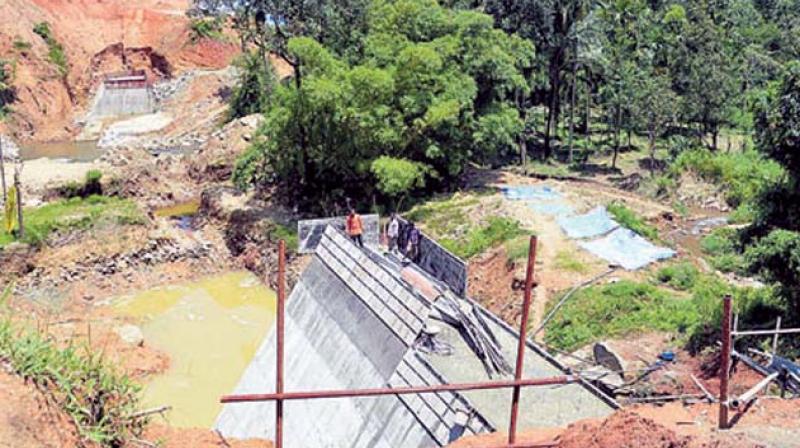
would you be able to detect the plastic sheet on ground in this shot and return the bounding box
[500,185,561,201]
[578,228,676,270]
[558,206,619,239]
[529,201,575,217]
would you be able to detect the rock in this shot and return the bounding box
[593,342,627,380]
[115,324,145,347]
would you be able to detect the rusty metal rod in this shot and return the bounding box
[731,372,780,409]
[719,294,732,429]
[276,240,286,448]
[221,375,574,403]
[509,236,538,445]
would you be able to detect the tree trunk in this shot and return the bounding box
[712,126,719,152]
[613,104,622,169]
[0,137,6,204]
[648,125,656,176]
[584,83,591,137]
[627,128,632,149]
[568,57,577,164]
[14,166,22,239]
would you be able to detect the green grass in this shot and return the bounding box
[655,262,700,291]
[271,222,299,253]
[440,216,525,260]
[545,267,779,352]
[189,18,225,42]
[669,148,783,213]
[32,22,68,77]
[0,196,145,248]
[700,227,747,274]
[405,193,481,237]
[606,201,659,240]
[0,305,144,445]
[554,249,589,273]
[505,235,534,261]
[544,280,699,351]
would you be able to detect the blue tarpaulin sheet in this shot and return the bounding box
[529,202,575,217]
[558,207,619,239]
[578,228,676,270]
[501,185,561,201]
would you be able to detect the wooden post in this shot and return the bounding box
[719,294,732,430]
[0,136,7,204]
[508,236,537,444]
[772,317,781,356]
[276,240,286,448]
[13,163,22,239]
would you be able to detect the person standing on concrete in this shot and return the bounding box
[386,213,400,253]
[406,221,421,262]
[346,208,364,248]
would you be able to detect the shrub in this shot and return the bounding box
[655,262,699,291]
[32,22,68,77]
[607,201,659,240]
[189,17,224,42]
[700,227,747,274]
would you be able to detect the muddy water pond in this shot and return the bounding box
[20,140,103,161]
[114,271,276,428]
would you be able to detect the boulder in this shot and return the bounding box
[115,324,145,347]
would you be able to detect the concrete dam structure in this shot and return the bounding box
[216,226,616,447]
[89,71,154,119]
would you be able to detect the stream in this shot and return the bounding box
[114,271,276,427]
[19,140,103,162]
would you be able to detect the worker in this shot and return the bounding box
[406,221,421,262]
[386,213,400,254]
[346,208,364,248]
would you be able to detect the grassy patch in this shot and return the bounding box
[505,235,533,261]
[545,267,779,352]
[607,201,659,240]
[440,216,525,259]
[0,307,143,445]
[669,149,783,214]
[655,262,700,291]
[700,227,747,274]
[271,222,299,253]
[0,196,145,248]
[544,280,698,352]
[405,193,481,237]
[554,249,589,273]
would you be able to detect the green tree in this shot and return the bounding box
[227,51,276,119]
[370,156,431,210]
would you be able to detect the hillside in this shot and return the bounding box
[0,0,238,140]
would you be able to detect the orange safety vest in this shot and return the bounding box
[347,214,363,235]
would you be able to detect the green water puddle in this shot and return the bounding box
[114,271,276,428]
[153,200,201,218]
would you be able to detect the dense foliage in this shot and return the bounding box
[232,0,533,209]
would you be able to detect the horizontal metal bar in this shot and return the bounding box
[732,328,800,336]
[221,376,574,403]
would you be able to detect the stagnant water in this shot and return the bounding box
[20,140,103,161]
[114,271,276,428]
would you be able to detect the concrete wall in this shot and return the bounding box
[398,218,468,297]
[89,84,154,118]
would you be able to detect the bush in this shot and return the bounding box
[32,22,68,77]
[607,201,659,240]
[744,229,800,313]
[700,227,747,274]
[655,262,699,291]
[56,170,103,198]
[189,17,224,42]
[670,149,783,210]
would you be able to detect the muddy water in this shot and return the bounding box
[20,140,103,161]
[153,200,201,218]
[114,271,276,428]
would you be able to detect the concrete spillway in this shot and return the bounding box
[215,226,615,447]
[89,83,154,118]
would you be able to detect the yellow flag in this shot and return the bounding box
[4,185,17,234]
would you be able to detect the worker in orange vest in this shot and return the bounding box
[346,208,364,248]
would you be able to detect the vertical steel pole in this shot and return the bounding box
[276,240,286,448]
[509,236,538,444]
[719,294,732,430]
